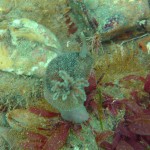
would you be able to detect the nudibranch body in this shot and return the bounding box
[44,32,94,123]
[44,51,93,123]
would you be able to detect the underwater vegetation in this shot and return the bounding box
[1,68,150,150]
[0,42,150,149]
[96,73,150,149]
[0,0,149,150]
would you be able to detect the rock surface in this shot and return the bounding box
[70,0,150,41]
[0,19,60,77]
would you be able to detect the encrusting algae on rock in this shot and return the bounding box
[0,43,13,70]
[0,18,61,77]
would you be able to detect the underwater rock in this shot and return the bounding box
[9,18,61,50]
[6,109,50,131]
[44,52,93,123]
[0,71,43,110]
[69,0,150,41]
[0,126,25,149]
[0,18,61,77]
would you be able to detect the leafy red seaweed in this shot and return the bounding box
[96,74,150,149]
[22,122,71,150]
[29,107,60,118]
[95,130,113,147]
[85,70,97,94]
[64,14,78,35]
[84,71,97,110]
[122,99,143,114]
[100,141,112,150]
[144,74,150,93]
[120,75,145,83]
[127,139,147,150]
[128,117,150,135]
[43,122,71,150]
[22,132,47,150]
[116,140,134,150]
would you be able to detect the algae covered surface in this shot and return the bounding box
[0,0,150,150]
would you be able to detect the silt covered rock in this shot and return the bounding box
[0,18,61,77]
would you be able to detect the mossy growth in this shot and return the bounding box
[94,41,148,84]
[0,71,43,111]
